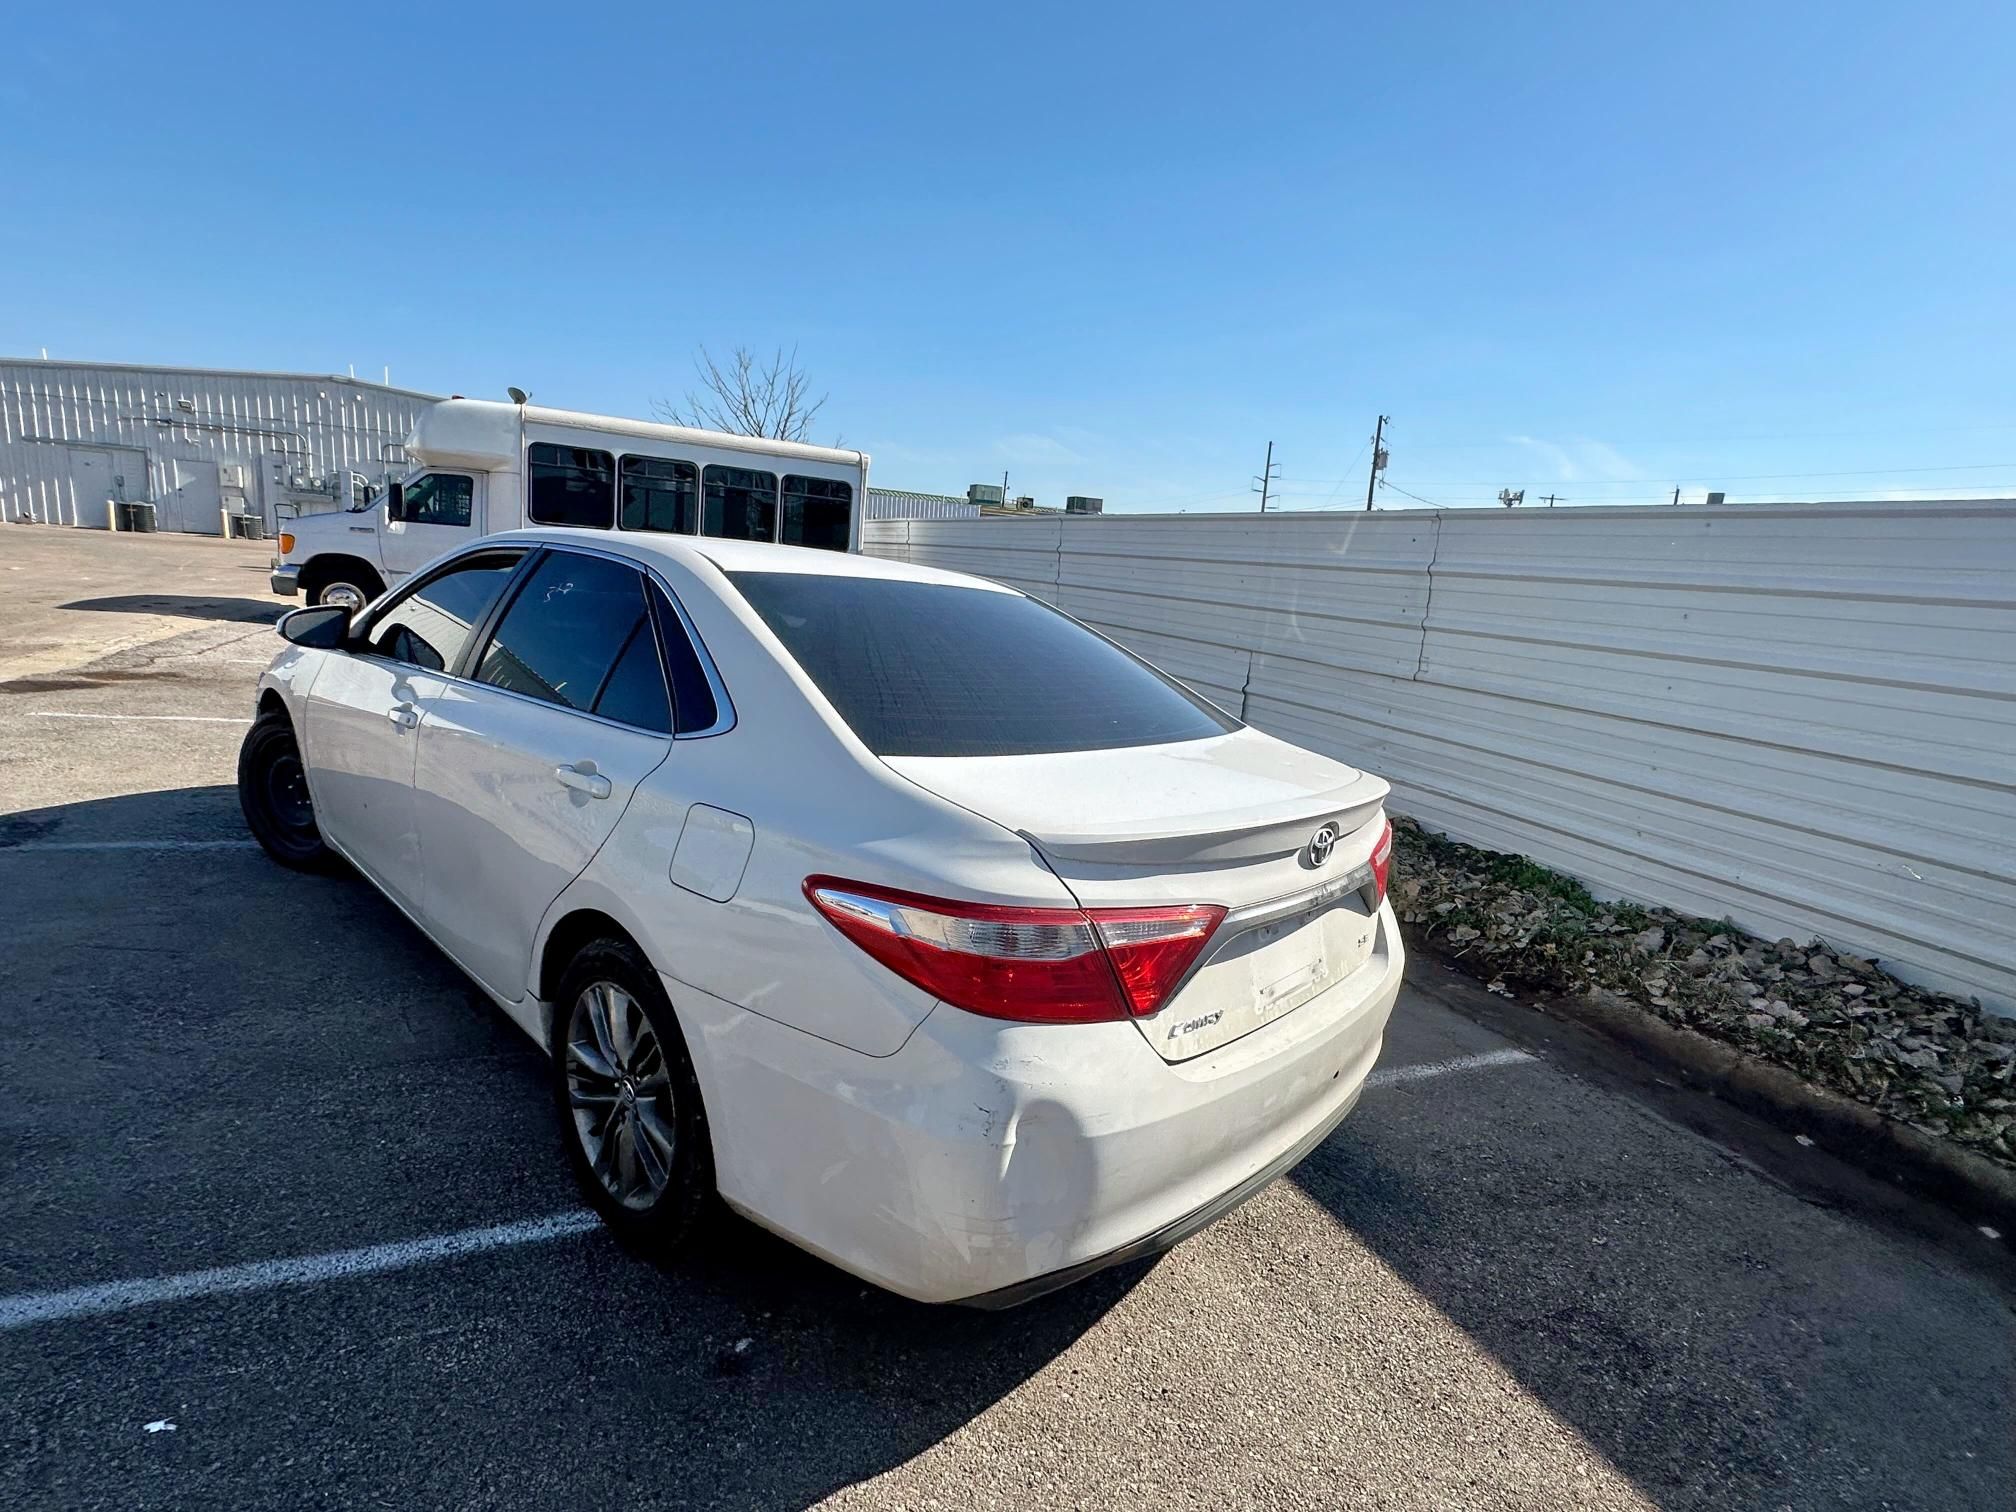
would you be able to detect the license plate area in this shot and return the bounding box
[1146,893,1378,1062]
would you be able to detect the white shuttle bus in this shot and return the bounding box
[271,399,869,608]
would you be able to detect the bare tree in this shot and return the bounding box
[654,345,830,442]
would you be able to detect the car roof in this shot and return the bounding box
[487,529,1020,592]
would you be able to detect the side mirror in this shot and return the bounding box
[385,481,405,522]
[278,604,351,649]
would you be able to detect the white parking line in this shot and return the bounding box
[26,711,249,724]
[0,839,261,854]
[1367,1047,1535,1087]
[0,1047,1536,1331]
[0,1212,602,1331]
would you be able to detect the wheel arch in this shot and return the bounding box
[299,553,385,599]
[538,906,647,1007]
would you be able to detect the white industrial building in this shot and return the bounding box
[0,357,435,534]
[863,487,978,521]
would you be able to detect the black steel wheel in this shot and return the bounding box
[237,709,337,872]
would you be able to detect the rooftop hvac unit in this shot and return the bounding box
[1065,495,1103,514]
[1705,491,1726,506]
[967,483,1005,505]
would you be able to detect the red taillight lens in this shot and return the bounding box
[1090,906,1225,1016]
[803,876,1223,1025]
[1369,817,1393,906]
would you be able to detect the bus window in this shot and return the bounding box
[528,444,615,528]
[781,476,853,551]
[621,455,698,533]
[702,465,778,542]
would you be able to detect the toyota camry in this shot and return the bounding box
[239,530,1404,1305]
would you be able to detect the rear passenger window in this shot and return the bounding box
[651,583,720,734]
[620,455,697,534]
[592,621,672,733]
[528,444,615,529]
[702,465,777,542]
[781,476,852,551]
[367,552,522,672]
[474,552,661,719]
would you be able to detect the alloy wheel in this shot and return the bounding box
[565,981,677,1210]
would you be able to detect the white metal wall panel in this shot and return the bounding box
[0,359,433,529]
[861,501,2016,1013]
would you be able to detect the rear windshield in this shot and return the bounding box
[728,571,1240,757]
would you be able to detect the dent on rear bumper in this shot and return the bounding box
[671,903,1407,1304]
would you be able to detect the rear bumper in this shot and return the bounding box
[959,1074,1366,1308]
[270,562,301,597]
[671,900,1405,1305]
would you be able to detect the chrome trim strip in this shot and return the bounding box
[1123,847,1384,1016]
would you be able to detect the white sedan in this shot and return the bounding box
[242,530,1404,1305]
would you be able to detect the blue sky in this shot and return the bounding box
[6,1,2015,512]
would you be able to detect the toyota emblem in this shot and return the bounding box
[1307,823,1339,867]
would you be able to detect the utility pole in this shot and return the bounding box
[1364,415,1389,511]
[1540,492,1560,508]
[1001,469,1010,503]
[1253,441,1279,512]
[1671,486,1681,506]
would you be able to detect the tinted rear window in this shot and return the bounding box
[728,571,1239,757]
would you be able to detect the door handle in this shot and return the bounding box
[349,525,375,534]
[387,704,419,729]
[554,763,612,799]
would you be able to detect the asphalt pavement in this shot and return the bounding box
[1,527,2010,1510]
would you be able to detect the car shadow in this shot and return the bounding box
[0,785,1140,1507]
[60,593,284,623]
[1285,1067,2016,1511]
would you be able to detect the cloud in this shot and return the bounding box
[1508,435,1580,479]
[1507,435,1643,482]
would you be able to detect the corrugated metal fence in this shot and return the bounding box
[865,501,2016,1014]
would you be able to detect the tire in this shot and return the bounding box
[304,563,383,612]
[551,937,715,1251]
[237,709,339,873]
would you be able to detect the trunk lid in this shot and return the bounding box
[883,729,1390,1060]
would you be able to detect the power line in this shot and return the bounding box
[1372,422,2016,450]
[1289,435,1373,511]
[1373,482,2016,505]
[1379,479,1443,508]
[1370,481,2016,506]
[1373,460,2016,487]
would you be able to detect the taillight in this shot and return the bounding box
[1369,818,1393,906]
[803,876,1223,1025]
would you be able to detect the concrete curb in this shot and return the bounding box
[1407,951,2016,1235]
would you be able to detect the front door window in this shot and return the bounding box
[400,473,475,527]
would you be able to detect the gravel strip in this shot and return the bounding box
[1390,817,2016,1170]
